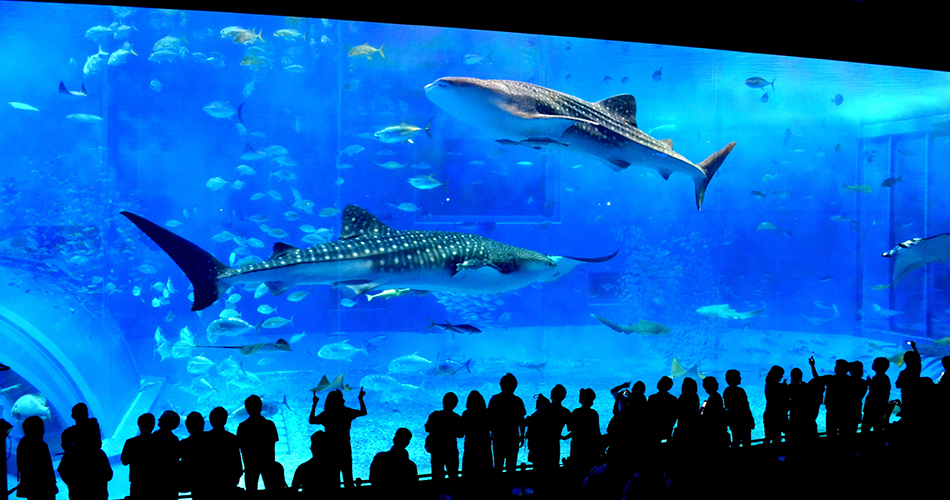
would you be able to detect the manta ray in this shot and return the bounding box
[881,233,950,285]
[424,77,736,211]
[121,205,616,311]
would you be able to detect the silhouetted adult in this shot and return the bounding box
[16,416,58,500]
[57,404,112,500]
[487,373,526,475]
[564,388,601,484]
[237,395,280,492]
[810,357,850,441]
[670,377,700,490]
[647,376,678,445]
[120,413,155,500]
[293,431,338,499]
[786,367,821,449]
[205,406,243,495]
[151,410,181,500]
[309,387,367,489]
[369,428,418,495]
[460,390,492,487]
[526,384,570,478]
[863,357,891,441]
[700,376,729,450]
[844,361,869,439]
[425,392,463,484]
[763,365,788,447]
[894,343,921,427]
[179,412,208,499]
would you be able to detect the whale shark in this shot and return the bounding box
[425,77,736,211]
[121,205,616,311]
[881,233,950,285]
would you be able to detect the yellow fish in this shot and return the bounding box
[233,28,263,45]
[871,283,891,291]
[347,43,385,59]
[841,182,872,194]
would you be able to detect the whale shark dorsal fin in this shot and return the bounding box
[270,242,299,259]
[596,94,637,128]
[340,205,397,240]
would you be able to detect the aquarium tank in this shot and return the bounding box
[2,1,950,496]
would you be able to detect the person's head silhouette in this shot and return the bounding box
[137,413,155,435]
[209,407,228,429]
[245,395,263,417]
[393,427,412,450]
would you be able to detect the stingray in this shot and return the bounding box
[881,233,950,285]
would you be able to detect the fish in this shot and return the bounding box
[751,190,767,200]
[318,340,367,360]
[120,205,615,311]
[652,68,662,82]
[260,316,293,329]
[150,79,163,92]
[273,28,305,41]
[197,339,292,357]
[206,317,257,344]
[464,52,492,65]
[204,101,237,119]
[832,94,844,106]
[881,175,902,187]
[366,288,412,301]
[347,43,385,59]
[310,374,353,393]
[83,46,108,76]
[8,102,39,111]
[230,395,290,419]
[881,233,950,286]
[108,42,138,65]
[745,77,775,91]
[841,183,872,193]
[696,304,765,320]
[756,222,791,236]
[424,77,736,211]
[374,120,432,144]
[66,114,103,123]
[388,352,432,373]
[871,284,891,291]
[11,394,51,421]
[671,358,704,379]
[59,82,87,98]
[433,357,473,376]
[590,313,671,334]
[232,28,264,44]
[761,93,769,103]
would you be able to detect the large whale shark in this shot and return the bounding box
[121,205,616,311]
[425,77,736,211]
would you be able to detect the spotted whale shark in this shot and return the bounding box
[121,205,616,311]
[424,77,736,211]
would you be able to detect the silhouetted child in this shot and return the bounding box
[763,365,788,447]
[863,357,891,438]
[152,410,181,500]
[179,411,207,499]
[369,428,418,495]
[205,407,243,495]
[120,413,155,500]
[564,388,600,484]
[292,431,338,499]
[309,387,367,489]
[57,405,112,500]
[487,373,526,475]
[811,357,850,440]
[786,367,821,447]
[16,416,58,500]
[425,392,463,485]
[237,395,279,492]
[460,390,492,487]
[723,369,754,448]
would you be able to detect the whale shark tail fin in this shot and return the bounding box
[121,211,230,311]
[693,142,737,211]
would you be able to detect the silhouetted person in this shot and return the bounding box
[811,357,850,441]
[607,380,646,474]
[238,395,279,492]
[895,342,921,428]
[700,376,728,450]
[786,367,821,449]
[763,365,788,447]
[460,390,492,487]
[525,393,550,468]
[152,410,181,500]
[16,416,58,500]
[369,428,418,495]
[58,405,112,500]
[487,373,526,475]
[647,376,678,444]
[723,369,754,448]
[863,357,891,439]
[670,377,700,491]
[180,412,208,499]
[425,392,463,485]
[564,388,601,484]
[844,361,868,439]
[293,431,338,499]
[526,384,570,480]
[121,413,155,500]
[309,387,367,489]
[205,407,243,495]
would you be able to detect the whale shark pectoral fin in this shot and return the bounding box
[334,280,380,295]
[656,167,674,180]
[265,281,293,296]
[561,250,619,263]
[452,259,504,277]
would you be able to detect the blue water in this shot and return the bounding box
[2,2,950,496]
